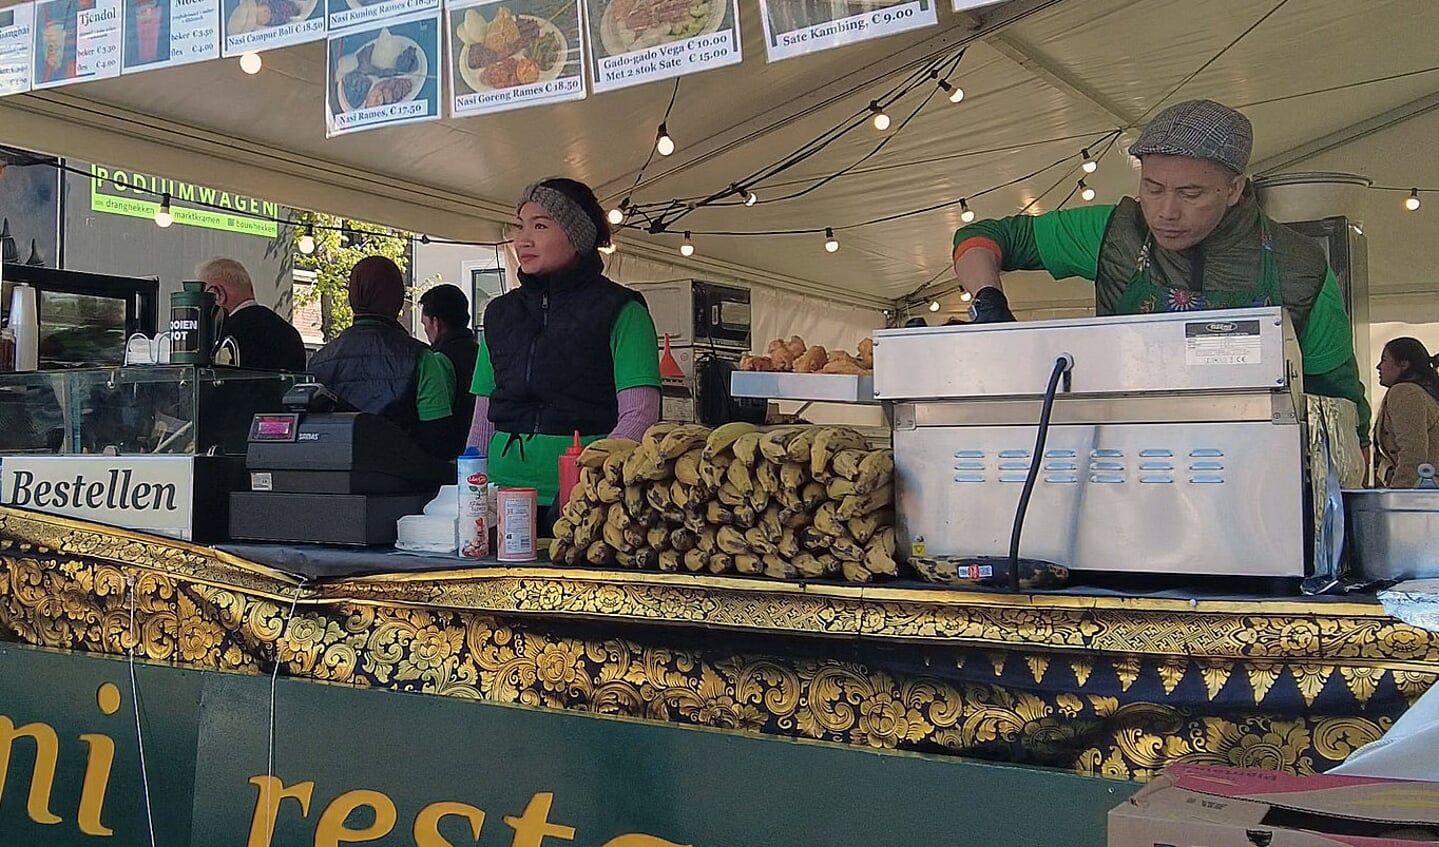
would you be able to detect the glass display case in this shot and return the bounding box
[0,366,310,456]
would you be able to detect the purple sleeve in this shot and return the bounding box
[609,386,661,442]
[467,395,496,454]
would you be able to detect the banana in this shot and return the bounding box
[864,536,898,576]
[603,449,630,484]
[633,548,659,570]
[657,425,710,461]
[697,528,718,554]
[780,461,808,491]
[800,481,827,508]
[755,460,780,499]
[602,518,629,552]
[832,534,866,562]
[731,504,757,529]
[647,526,671,550]
[779,504,810,528]
[819,552,844,576]
[707,553,734,575]
[669,528,698,552]
[703,422,759,462]
[876,526,895,557]
[623,485,646,519]
[763,555,799,580]
[848,510,893,546]
[623,525,646,550]
[699,455,731,490]
[758,427,801,463]
[744,527,778,556]
[717,526,749,555]
[784,428,819,463]
[614,550,636,568]
[759,507,783,543]
[827,478,857,500]
[717,483,746,508]
[564,543,582,567]
[671,479,692,510]
[585,541,616,566]
[548,538,569,564]
[607,503,631,530]
[778,527,801,559]
[596,479,623,504]
[794,552,826,579]
[811,427,868,478]
[814,502,845,537]
[705,502,735,525]
[732,432,764,467]
[854,449,894,496]
[674,449,704,487]
[635,507,662,529]
[622,446,649,486]
[658,550,682,573]
[553,518,574,542]
[661,508,686,525]
[646,483,672,512]
[573,511,601,548]
[578,467,602,497]
[733,554,763,575]
[831,449,867,481]
[838,484,893,520]
[801,527,833,550]
[638,445,674,482]
[683,549,709,573]
[641,422,682,453]
[726,460,754,495]
[683,508,706,534]
[841,560,874,583]
[577,438,639,469]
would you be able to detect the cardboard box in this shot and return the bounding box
[1109,764,1439,846]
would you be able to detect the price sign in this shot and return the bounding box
[33,0,123,88]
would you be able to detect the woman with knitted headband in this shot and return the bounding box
[467,177,662,519]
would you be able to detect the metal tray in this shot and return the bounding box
[730,372,877,404]
[1344,489,1439,582]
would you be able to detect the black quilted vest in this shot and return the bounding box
[484,257,645,436]
[307,319,428,430]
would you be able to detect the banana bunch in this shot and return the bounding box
[548,421,898,584]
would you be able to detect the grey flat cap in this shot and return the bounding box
[1129,99,1253,174]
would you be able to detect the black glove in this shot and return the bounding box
[967,287,1016,323]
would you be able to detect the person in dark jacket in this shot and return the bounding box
[466,178,661,508]
[418,283,479,439]
[196,257,307,371]
[309,256,460,458]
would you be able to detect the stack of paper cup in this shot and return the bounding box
[9,283,38,371]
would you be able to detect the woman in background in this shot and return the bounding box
[1373,337,1439,488]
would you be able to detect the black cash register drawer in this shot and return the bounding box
[229,491,435,546]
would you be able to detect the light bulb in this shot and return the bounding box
[679,232,694,257]
[298,224,315,255]
[239,51,262,75]
[1081,149,1098,174]
[938,80,964,104]
[870,102,891,131]
[824,227,839,253]
[154,193,173,228]
[959,199,975,224]
[744,190,758,207]
[607,207,624,225]
[928,300,941,313]
[656,123,675,156]
[1079,180,1096,202]
[959,290,973,303]
[1405,189,1421,211]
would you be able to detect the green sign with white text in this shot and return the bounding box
[0,643,1133,846]
[88,164,280,237]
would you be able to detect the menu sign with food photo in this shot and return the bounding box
[0,3,36,96]
[221,0,324,56]
[31,0,122,90]
[328,0,437,35]
[448,0,584,117]
[585,0,740,93]
[759,0,936,62]
[326,11,440,135]
[121,0,220,74]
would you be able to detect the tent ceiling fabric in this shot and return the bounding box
[1,0,1435,312]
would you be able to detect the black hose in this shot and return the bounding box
[1008,355,1073,591]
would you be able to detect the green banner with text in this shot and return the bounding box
[88,165,281,238]
[0,644,1131,846]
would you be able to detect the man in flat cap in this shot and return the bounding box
[950,98,1369,443]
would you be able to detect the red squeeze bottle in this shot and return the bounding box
[558,431,584,508]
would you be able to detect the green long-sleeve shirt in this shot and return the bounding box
[954,206,1371,444]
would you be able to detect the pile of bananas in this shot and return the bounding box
[548,422,897,582]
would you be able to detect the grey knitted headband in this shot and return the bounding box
[517,182,599,254]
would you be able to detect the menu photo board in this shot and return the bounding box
[328,0,437,32]
[759,0,937,63]
[0,2,36,96]
[448,0,585,117]
[120,0,220,74]
[220,0,324,56]
[31,0,123,90]
[586,0,741,92]
[326,10,441,136]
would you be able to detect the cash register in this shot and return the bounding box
[228,384,451,545]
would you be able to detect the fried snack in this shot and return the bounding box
[739,354,775,372]
[820,350,863,375]
[785,335,807,359]
[765,340,795,372]
[857,337,874,370]
[792,345,828,374]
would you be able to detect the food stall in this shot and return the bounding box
[2,0,1439,843]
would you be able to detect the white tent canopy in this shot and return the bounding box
[1,0,1436,319]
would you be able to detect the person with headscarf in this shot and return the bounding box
[308,256,460,458]
[950,99,1369,448]
[467,177,661,514]
[1373,337,1439,488]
